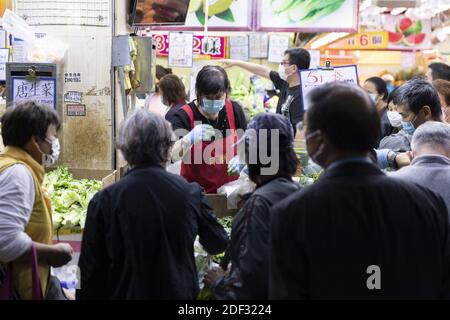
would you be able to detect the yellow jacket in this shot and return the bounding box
[0,146,53,299]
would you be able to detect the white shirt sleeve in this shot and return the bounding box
[0,164,35,263]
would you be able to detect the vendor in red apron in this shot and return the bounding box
[170,65,247,193]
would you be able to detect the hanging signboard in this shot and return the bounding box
[256,0,358,32]
[249,33,268,59]
[153,34,227,60]
[383,15,431,50]
[151,0,253,31]
[328,32,388,50]
[268,35,289,63]
[300,65,359,110]
[229,36,249,61]
[11,76,57,109]
[168,32,194,68]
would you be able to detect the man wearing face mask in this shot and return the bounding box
[379,78,443,153]
[269,83,450,299]
[221,48,310,129]
[0,102,73,300]
[170,65,247,193]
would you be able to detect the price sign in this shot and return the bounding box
[329,32,388,50]
[300,65,359,110]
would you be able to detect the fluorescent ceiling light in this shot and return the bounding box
[310,32,350,49]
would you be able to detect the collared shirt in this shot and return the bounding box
[327,156,372,172]
[0,164,34,262]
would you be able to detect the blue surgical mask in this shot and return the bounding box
[401,114,418,136]
[201,98,225,115]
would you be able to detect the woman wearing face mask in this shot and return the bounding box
[170,65,247,193]
[363,77,396,145]
[0,102,73,300]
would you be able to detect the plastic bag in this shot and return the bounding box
[2,9,67,63]
[217,172,256,210]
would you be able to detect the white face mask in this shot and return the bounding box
[43,138,60,167]
[368,93,377,103]
[278,64,290,81]
[386,111,403,128]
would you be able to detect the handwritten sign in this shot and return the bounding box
[0,48,10,81]
[229,36,249,61]
[300,65,359,110]
[249,33,268,59]
[268,35,289,63]
[0,29,7,48]
[12,77,57,109]
[168,32,194,68]
[153,34,227,60]
[64,91,83,104]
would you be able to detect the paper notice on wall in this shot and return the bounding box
[168,32,193,68]
[12,77,57,109]
[249,33,268,59]
[0,48,10,81]
[308,50,321,68]
[268,35,289,63]
[14,0,110,27]
[0,29,7,48]
[229,36,249,61]
[13,38,27,62]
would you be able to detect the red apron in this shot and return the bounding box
[180,100,238,193]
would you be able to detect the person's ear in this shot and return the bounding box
[422,105,432,120]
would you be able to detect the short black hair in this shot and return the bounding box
[307,83,380,153]
[284,48,310,70]
[195,65,228,99]
[1,101,60,148]
[365,76,388,102]
[387,87,401,107]
[396,78,442,119]
[156,65,172,80]
[429,62,450,81]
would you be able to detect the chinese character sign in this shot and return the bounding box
[300,65,359,110]
[12,77,57,109]
[153,34,227,59]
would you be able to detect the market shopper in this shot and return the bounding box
[363,77,395,143]
[390,121,450,217]
[269,83,450,299]
[379,78,443,152]
[145,65,172,116]
[427,62,450,82]
[170,65,247,193]
[159,74,188,124]
[432,79,450,123]
[204,113,300,300]
[0,102,73,300]
[381,73,396,94]
[221,48,311,128]
[77,110,228,300]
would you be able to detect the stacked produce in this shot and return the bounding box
[43,167,102,230]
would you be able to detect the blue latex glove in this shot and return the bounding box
[185,124,215,145]
[227,156,246,176]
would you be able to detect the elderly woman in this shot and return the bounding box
[0,102,73,300]
[204,113,300,300]
[76,110,228,300]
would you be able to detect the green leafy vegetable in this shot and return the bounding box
[44,167,102,230]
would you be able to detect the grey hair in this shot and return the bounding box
[117,110,173,167]
[411,121,450,152]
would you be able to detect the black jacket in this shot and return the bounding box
[213,177,300,300]
[270,162,450,299]
[76,165,228,300]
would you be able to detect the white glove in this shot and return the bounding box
[185,124,215,145]
[227,155,246,176]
